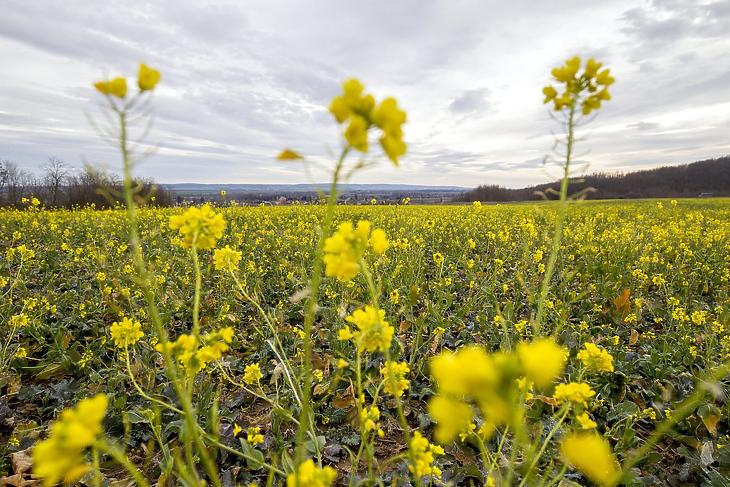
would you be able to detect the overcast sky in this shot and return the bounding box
[1,0,729,187]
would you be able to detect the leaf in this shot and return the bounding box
[612,288,631,317]
[10,450,32,475]
[697,404,721,436]
[629,329,639,346]
[608,401,639,420]
[700,441,714,467]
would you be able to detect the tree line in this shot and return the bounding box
[0,157,172,208]
[459,156,730,202]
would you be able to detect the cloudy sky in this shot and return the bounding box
[1,0,729,187]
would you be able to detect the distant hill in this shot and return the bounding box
[460,156,730,202]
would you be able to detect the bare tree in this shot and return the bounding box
[42,156,68,207]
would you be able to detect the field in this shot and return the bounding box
[2,199,729,485]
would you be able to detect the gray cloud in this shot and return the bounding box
[448,88,491,115]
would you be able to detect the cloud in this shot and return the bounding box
[0,0,727,188]
[627,121,660,131]
[448,88,491,115]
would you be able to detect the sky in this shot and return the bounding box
[1,0,729,188]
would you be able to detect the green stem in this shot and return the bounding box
[96,439,151,487]
[294,145,350,467]
[533,103,575,336]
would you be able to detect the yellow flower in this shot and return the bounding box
[244,363,263,385]
[577,342,614,373]
[323,221,388,281]
[372,98,407,165]
[137,63,161,91]
[544,56,613,113]
[408,431,444,479]
[328,78,407,164]
[109,316,144,349]
[381,361,410,398]
[286,459,337,487]
[247,427,265,446]
[213,245,242,271]
[233,423,243,437]
[33,394,108,487]
[554,382,596,407]
[576,412,597,429]
[360,405,384,437]
[93,77,127,98]
[428,396,473,444]
[542,85,558,103]
[277,149,304,160]
[516,338,566,389]
[368,228,390,255]
[560,432,620,486]
[169,204,225,249]
[345,115,369,151]
[345,305,393,353]
[430,346,498,397]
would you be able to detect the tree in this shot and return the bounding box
[42,156,68,207]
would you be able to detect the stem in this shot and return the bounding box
[518,408,569,486]
[117,107,220,487]
[96,439,151,487]
[294,146,350,467]
[533,103,575,336]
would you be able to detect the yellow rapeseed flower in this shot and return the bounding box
[577,342,615,373]
[381,360,410,397]
[323,221,389,281]
[137,63,161,91]
[408,431,444,479]
[344,305,394,353]
[94,77,127,98]
[33,394,108,487]
[286,459,337,487]
[554,382,596,407]
[213,245,242,271]
[560,432,620,486]
[109,316,144,348]
[169,204,225,250]
[244,363,263,384]
[516,337,566,389]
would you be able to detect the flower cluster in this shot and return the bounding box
[33,394,108,487]
[155,327,234,374]
[243,363,263,385]
[554,382,596,408]
[381,361,410,398]
[408,431,445,479]
[359,404,384,437]
[109,316,144,349]
[213,245,242,271]
[169,204,226,250]
[543,56,614,115]
[323,220,389,281]
[286,459,337,487]
[339,305,394,353]
[94,63,160,98]
[329,78,407,165]
[560,432,620,486]
[577,342,615,373]
[428,338,567,443]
